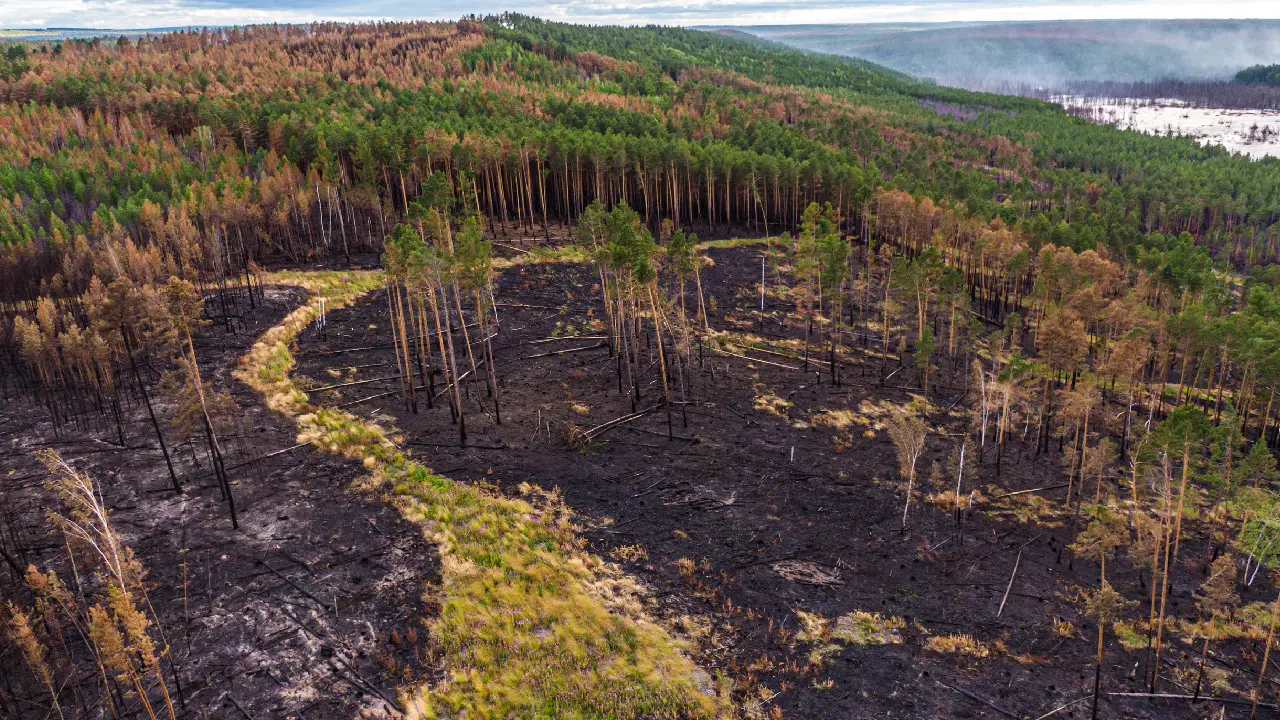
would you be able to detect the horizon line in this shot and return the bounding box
[6,16,1280,33]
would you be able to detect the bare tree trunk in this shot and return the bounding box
[439,285,466,445]
[124,329,179,494]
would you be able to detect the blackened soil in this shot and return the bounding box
[288,245,1255,720]
[1,283,436,719]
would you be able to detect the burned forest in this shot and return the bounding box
[4,15,1280,720]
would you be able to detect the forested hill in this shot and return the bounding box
[1238,64,1280,87]
[488,16,1034,110]
[0,13,1278,308]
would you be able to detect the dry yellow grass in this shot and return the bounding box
[752,385,792,418]
[795,609,905,646]
[811,409,861,430]
[926,633,992,658]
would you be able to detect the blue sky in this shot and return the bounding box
[2,0,1278,30]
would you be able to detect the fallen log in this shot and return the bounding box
[492,241,530,255]
[338,389,400,408]
[713,350,801,372]
[935,677,1022,719]
[523,342,608,360]
[407,441,506,450]
[223,442,310,472]
[744,344,832,368]
[991,484,1069,500]
[257,559,331,612]
[226,694,255,720]
[496,302,566,310]
[1032,696,1087,720]
[528,334,608,345]
[1107,692,1278,710]
[579,406,660,444]
[997,536,1039,618]
[308,374,400,392]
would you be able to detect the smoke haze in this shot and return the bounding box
[724,20,1280,89]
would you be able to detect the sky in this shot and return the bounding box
[2,0,1279,31]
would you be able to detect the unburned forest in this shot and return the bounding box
[4,14,1280,720]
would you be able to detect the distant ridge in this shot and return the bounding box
[0,26,197,42]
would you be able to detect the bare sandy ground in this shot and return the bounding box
[1055,95,1280,159]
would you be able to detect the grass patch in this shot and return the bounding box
[1112,620,1147,651]
[831,611,906,645]
[751,385,792,418]
[926,633,995,658]
[695,236,774,250]
[495,244,593,269]
[795,609,905,646]
[806,643,843,668]
[986,489,1064,527]
[812,409,864,432]
[238,270,727,720]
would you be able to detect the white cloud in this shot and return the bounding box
[0,0,361,29]
[537,0,1280,24]
[1,0,1278,30]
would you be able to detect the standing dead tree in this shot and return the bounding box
[95,278,181,493]
[162,278,238,529]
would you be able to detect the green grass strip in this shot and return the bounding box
[237,269,728,720]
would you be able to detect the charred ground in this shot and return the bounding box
[2,241,1277,718]
[280,244,1266,719]
[0,282,434,719]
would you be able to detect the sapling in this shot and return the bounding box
[1192,555,1238,702]
[1061,385,1102,505]
[1254,577,1280,720]
[994,353,1034,475]
[1240,439,1280,489]
[949,439,978,525]
[455,215,501,423]
[1086,438,1117,506]
[1071,506,1132,720]
[40,450,179,720]
[162,278,237,529]
[887,407,929,530]
[818,230,849,386]
[895,246,943,344]
[972,359,993,462]
[95,278,180,493]
[5,603,63,719]
[667,229,696,324]
[1149,406,1212,690]
[913,326,936,398]
[382,225,419,412]
[879,244,896,354]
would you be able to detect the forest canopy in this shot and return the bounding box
[0,13,1277,310]
[1237,64,1280,87]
